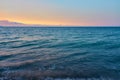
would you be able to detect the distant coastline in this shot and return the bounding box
[0,20,120,27]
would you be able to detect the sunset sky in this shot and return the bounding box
[0,0,120,26]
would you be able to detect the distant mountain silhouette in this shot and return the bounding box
[0,20,44,27]
[0,20,29,26]
[0,20,62,27]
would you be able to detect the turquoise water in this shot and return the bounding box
[0,27,120,80]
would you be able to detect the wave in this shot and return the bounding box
[0,70,120,80]
[0,27,120,79]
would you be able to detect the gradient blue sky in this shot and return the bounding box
[0,0,120,26]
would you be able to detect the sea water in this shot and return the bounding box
[0,27,120,80]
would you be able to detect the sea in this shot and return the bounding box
[0,27,120,80]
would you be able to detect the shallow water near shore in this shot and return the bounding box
[0,27,120,80]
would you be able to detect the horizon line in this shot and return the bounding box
[0,25,120,27]
[0,20,120,27]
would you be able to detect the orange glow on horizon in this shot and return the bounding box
[0,14,93,26]
[0,14,95,26]
[0,11,97,26]
[0,11,112,26]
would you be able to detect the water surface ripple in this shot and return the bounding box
[0,27,120,80]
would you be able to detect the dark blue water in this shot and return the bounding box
[0,27,120,80]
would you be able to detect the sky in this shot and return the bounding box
[0,0,120,26]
